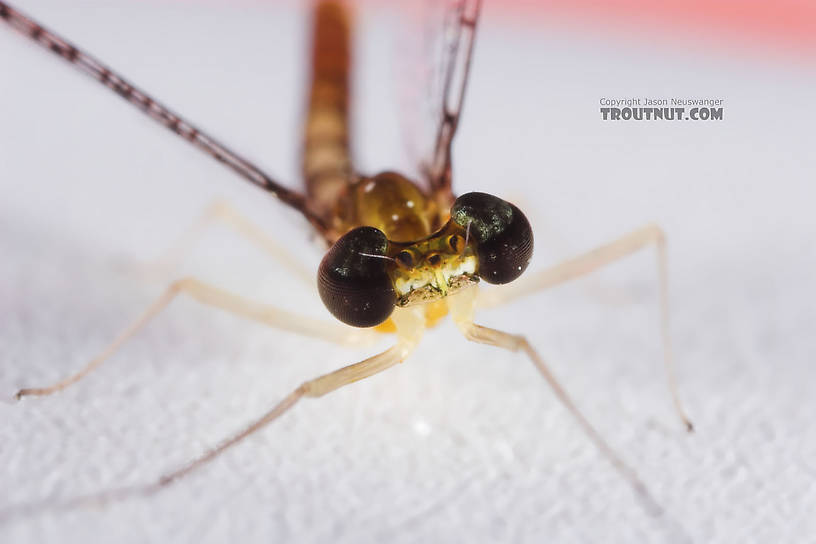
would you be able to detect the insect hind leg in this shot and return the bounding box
[147,199,314,287]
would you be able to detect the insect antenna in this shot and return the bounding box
[463,219,473,251]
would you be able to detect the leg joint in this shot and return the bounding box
[169,277,197,293]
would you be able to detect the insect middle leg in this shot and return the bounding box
[476,223,693,431]
[15,277,373,399]
[148,199,314,287]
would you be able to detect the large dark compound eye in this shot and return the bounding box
[451,192,533,284]
[318,226,397,327]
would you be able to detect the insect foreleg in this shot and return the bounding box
[475,224,693,431]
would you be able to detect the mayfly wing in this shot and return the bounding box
[0,1,329,237]
[391,0,440,186]
[419,0,482,202]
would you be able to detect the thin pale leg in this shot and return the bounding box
[477,223,692,431]
[158,304,423,488]
[507,195,633,305]
[150,199,313,287]
[15,277,373,399]
[449,288,663,515]
[0,308,424,521]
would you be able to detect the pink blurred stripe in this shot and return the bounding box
[139,0,816,56]
[490,0,816,55]
[374,0,816,57]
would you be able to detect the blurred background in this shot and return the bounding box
[1,1,814,542]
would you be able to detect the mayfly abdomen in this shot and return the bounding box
[303,0,354,227]
[304,1,447,246]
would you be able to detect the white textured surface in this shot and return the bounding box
[1,2,815,543]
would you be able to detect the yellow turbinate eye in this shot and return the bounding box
[450,192,533,285]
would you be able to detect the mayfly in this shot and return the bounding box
[0,0,692,514]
